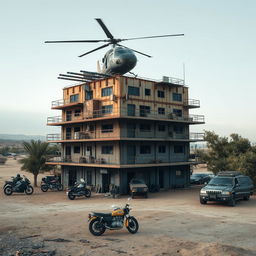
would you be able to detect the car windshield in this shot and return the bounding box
[208,177,233,186]
[131,179,144,184]
[191,174,206,178]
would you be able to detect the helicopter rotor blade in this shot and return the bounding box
[95,18,114,40]
[117,44,152,58]
[45,39,109,43]
[121,34,184,42]
[78,43,111,57]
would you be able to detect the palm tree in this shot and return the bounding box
[19,140,52,187]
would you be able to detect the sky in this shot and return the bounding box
[0,0,256,140]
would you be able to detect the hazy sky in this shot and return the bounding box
[0,1,256,140]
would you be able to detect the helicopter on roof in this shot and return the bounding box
[45,18,184,75]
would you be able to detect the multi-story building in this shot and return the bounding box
[46,73,204,194]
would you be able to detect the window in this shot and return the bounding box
[66,110,72,121]
[174,125,184,134]
[158,145,166,153]
[173,109,182,117]
[145,88,151,96]
[158,124,166,132]
[139,124,151,132]
[174,145,184,153]
[173,93,182,102]
[66,128,72,139]
[128,86,140,96]
[101,145,113,154]
[101,124,113,133]
[140,145,151,154]
[74,109,81,117]
[127,104,136,116]
[86,91,93,100]
[74,146,81,154]
[158,108,165,115]
[74,127,80,132]
[139,105,150,117]
[70,94,79,103]
[158,90,165,98]
[101,87,113,97]
[102,105,113,114]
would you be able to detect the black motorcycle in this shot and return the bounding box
[4,175,34,196]
[41,176,63,192]
[67,179,91,200]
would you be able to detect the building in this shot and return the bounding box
[46,73,204,194]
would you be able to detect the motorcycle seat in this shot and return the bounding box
[92,212,112,217]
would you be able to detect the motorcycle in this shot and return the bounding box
[4,175,34,196]
[41,176,63,192]
[88,200,139,236]
[66,178,91,200]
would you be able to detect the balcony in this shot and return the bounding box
[184,99,200,108]
[47,107,205,125]
[46,131,204,142]
[51,98,83,109]
[46,155,196,169]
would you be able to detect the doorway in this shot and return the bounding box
[68,170,77,186]
[102,173,110,193]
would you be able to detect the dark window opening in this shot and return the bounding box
[74,146,81,154]
[139,105,150,117]
[174,145,184,153]
[173,93,182,102]
[139,124,151,132]
[102,105,113,114]
[158,90,165,98]
[145,88,151,96]
[128,86,140,96]
[101,87,113,97]
[127,104,136,116]
[158,145,166,153]
[140,145,151,154]
[173,109,182,117]
[70,94,79,103]
[101,124,113,133]
[158,108,165,115]
[102,145,113,154]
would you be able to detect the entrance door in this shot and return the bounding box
[102,173,110,193]
[68,170,77,186]
[127,145,136,164]
[159,169,164,189]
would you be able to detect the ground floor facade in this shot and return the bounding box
[61,164,191,194]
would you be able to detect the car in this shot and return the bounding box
[129,178,148,198]
[190,173,212,185]
[199,171,254,206]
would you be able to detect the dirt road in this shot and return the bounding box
[0,159,256,256]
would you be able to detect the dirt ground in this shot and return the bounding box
[0,159,256,256]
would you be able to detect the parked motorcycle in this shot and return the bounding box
[67,178,91,200]
[3,174,22,190]
[4,175,34,196]
[88,200,139,236]
[41,176,63,192]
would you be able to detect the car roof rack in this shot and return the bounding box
[217,171,242,177]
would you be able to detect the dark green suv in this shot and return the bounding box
[199,171,254,206]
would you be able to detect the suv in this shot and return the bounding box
[129,178,148,198]
[200,171,254,206]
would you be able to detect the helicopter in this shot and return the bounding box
[45,18,184,75]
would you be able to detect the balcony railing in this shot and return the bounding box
[46,156,191,166]
[47,107,205,124]
[184,99,200,108]
[51,98,82,108]
[46,131,204,142]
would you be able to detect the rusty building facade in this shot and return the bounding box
[46,75,204,194]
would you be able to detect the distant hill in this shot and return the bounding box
[0,134,46,141]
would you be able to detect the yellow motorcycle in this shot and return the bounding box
[88,201,139,236]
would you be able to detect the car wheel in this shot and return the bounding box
[200,198,207,205]
[243,195,250,201]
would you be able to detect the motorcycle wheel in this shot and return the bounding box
[4,186,13,196]
[57,184,64,191]
[85,189,91,198]
[41,185,48,192]
[25,185,34,195]
[89,219,106,236]
[126,217,139,234]
[68,192,76,200]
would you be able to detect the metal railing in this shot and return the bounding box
[46,131,204,142]
[51,98,82,108]
[184,99,200,108]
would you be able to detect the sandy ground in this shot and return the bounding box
[0,159,256,256]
